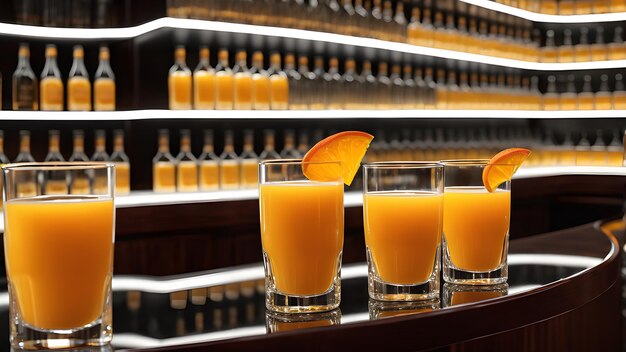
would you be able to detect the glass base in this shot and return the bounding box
[368,275,439,302]
[266,309,341,333]
[368,299,440,320]
[265,286,341,314]
[443,264,508,285]
[10,320,112,350]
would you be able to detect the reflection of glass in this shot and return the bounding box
[442,283,508,307]
[259,160,343,313]
[363,162,443,301]
[266,309,341,333]
[442,160,511,285]
[368,299,439,320]
[3,163,115,349]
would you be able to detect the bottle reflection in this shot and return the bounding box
[442,283,508,307]
[266,309,341,333]
[368,299,440,320]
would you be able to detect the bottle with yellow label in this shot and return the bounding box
[111,129,131,195]
[268,53,289,110]
[14,130,36,197]
[219,130,240,190]
[215,48,234,110]
[0,131,10,208]
[13,43,38,111]
[176,129,198,192]
[40,44,63,111]
[69,130,91,194]
[94,46,116,111]
[168,46,192,110]
[250,51,270,110]
[233,50,253,110]
[153,129,177,193]
[68,45,92,111]
[199,129,220,191]
[240,129,258,189]
[193,47,215,110]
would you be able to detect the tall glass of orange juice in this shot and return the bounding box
[442,160,512,285]
[363,162,444,301]
[259,159,343,313]
[2,162,115,350]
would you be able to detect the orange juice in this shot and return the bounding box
[364,191,443,284]
[252,74,270,110]
[443,187,510,272]
[40,77,63,111]
[4,196,114,330]
[200,161,219,191]
[94,78,115,111]
[234,74,253,109]
[67,77,91,111]
[193,71,215,109]
[168,72,192,110]
[450,289,504,305]
[269,76,288,109]
[241,159,258,188]
[216,73,234,110]
[153,162,176,192]
[260,181,343,295]
[115,162,130,195]
[177,161,198,192]
[220,160,240,189]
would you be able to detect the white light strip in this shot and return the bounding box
[115,189,259,208]
[507,284,543,294]
[460,0,626,23]
[507,254,602,268]
[1,109,626,121]
[0,17,624,70]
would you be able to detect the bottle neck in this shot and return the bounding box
[203,138,214,153]
[74,138,85,153]
[264,136,276,151]
[180,138,191,152]
[158,136,169,153]
[20,136,30,153]
[49,137,60,153]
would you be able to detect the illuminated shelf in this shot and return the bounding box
[0,18,625,71]
[460,0,626,23]
[1,109,626,121]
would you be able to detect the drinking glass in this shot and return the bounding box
[442,160,512,285]
[3,162,115,350]
[259,159,344,313]
[363,162,444,301]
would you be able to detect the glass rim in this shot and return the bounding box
[363,161,443,169]
[2,162,115,172]
[259,159,341,166]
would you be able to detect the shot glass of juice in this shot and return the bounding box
[363,162,444,301]
[2,162,115,350]
[442,160,513,285]
[259,159,344,313]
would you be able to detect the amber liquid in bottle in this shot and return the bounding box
[594,74,613,110]
[219,130,240,190]
[68,45,92,111]
[250,51,270,110]
[111,129,131,195]
[198,129,220,191]
[542,76,560,110]
[194,47,216,109]
[268,53,289,110]
[233,50,253,110]
[215,49,234,110]
[169,46,192,110]
[94,46,116,111]
[40,45,63,111]
[153,129,177,193]
[69,130,91,194]
[176,129,198,192]
[577,75,594,110]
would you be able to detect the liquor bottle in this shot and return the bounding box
[176,129,198,192]
[240,129,259,189]
[606,130,623,166]
[529,76,542,110]
[445,70,459,109]
[591,27,607,61]
[280,129,301,158]
[250,51,270,110]
[376,62,392,109]
[342,58,358,109]
[44,130,66,201]
[432,10,446,49]
[371,0,384,39]
[595,74,613,110]
[198,129,220,191]
[67,45,91,111]
[457,71,471,110]
[393,1,407,42]
[542,75,559,110]
[435,68,448,109]
[577,75,594,110]
[389,64,405,108]
[297,55,314,110]
[233,50,253,110]
[575,27,592,62]
[560,75,578,110]
[402,64,417,109]
[259,129,281,160]
[590,130,608,166]
[94,46,115,111]
[215,49,234,110]
[324,57,342,109]
[14,130,37,197]
[609,27,626,60]
[341,0,357,36]
[558,29,575,63]
[268,53,289,110]
[12,44,38,111]
[354,0,370,37]
[362,60,379,109]
[407,6,429,46]
[297,130,310,155]
[558,132,576,166]
[91,129,110,194]
[194,47,215,110]
[614,73,626,109]
[423,67,437,109]
[284,53,304,110]
[575,132,592,166]
[311,56,327,110]
[69,130,91,194]
[413,66,427,109]
[169,46,192,110]
[110,129,131,195]
[382,0,396,41]
[0,131,9,207]
[152,129,177,193]
[219,130,240,190]
[541,30,558,63]
[40,44,63,111]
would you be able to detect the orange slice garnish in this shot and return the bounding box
[302,131,374,186]
[482,148,532,192]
